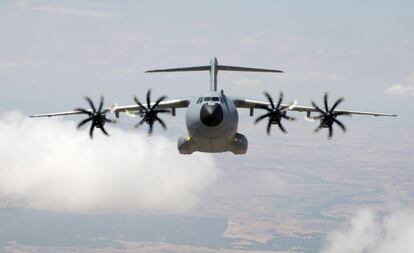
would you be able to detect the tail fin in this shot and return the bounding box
[146,57,283,92]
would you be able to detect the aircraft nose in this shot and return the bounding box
[200,103,224,127]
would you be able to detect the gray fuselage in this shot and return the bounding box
[177,91,248,154]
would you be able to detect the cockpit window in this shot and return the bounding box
[202,96,221,103]
[197,97,203,104]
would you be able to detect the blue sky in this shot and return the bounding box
[1,0,413,118]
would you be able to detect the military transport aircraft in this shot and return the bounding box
[30,57,396,154]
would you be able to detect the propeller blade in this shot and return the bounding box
[277,122,287,134]
[97,121,109,136]
[266,120,272,135]
[98,96,104,113]
[259,105,273,112]
[324,93,329,112]
[148,123,154,135]
[155,116,167,130]
[146,89,152,109]
[312,101,326,115]
[264,92,275,109]
[74,108,92,115]
[134,118,146,128]
[330,97,344,113]
[254,113,271,124]
[333,118,347,133]
[133,96,147,112]
[89,121,96,139]
[77,117,93,129]
[151,95,167,110]
[313,122,324,133]
[312,114,325,120]
[85,97,97,113]
[275,92,283,110]
[328,125,333,139]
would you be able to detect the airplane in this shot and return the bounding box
[30,57,397,155]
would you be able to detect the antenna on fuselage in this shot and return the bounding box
[145,57,284,92]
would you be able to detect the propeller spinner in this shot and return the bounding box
[75,96,114,139]
[133,90,171,134]
[311,93,349,138]
[255,92,296,135]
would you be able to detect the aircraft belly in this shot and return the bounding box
[196,137,229,153]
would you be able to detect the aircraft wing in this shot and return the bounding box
[232,98,397,117]
[30,99,190,118]
[111,99,190,117]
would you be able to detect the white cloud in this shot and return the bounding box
[16,1,116,18]
[385,73,414,97]
[234,77,260,87]
[14,0,27,8]
[322,209,414,253]
[302,71,341,81]
[33,5,116,18]
[237,33,304,56]
[385,84,414,97]
[0,111,217,213]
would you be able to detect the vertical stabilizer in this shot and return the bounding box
[210,57,219,92]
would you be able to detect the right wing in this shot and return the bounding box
[30,99,190,118]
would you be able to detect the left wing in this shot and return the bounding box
[232,97,397,117]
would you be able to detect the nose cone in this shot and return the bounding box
[200,103,224,127]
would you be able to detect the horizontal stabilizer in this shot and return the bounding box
[146,57,284,92]
[146,66,210,73]
[218,65,283,73]
[146,65,283,73]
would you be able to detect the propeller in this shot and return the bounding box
[311,93,349,138]
[75,96,114,139]
[133,89,171,134]
[254,92,296,135]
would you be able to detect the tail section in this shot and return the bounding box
[146,57,283,92]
